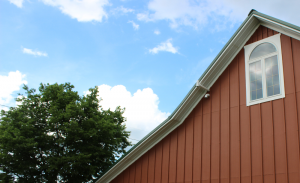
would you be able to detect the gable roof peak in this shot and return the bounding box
[248,9,258,16]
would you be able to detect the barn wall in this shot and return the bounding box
[110,26,300,183]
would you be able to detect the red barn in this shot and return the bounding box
[96,10,300,183]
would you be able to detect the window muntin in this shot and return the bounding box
[244,33,285,106]
[250,42,277,60]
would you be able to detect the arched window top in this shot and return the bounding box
[249,42,277,60]
[244,34,285,106]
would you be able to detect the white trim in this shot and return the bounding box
[254,14,300,41]
[244,34,285,106]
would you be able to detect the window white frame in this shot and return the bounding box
[244,33,285,106]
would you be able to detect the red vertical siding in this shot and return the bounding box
[202,97,211,183]
[273,99,288,183]
[129,164,136,183]
[141,154,148,183]
[116,172,123,183]
[230,106,240,183]
[123,168,129,183]
[220,68,230,183]
[169,130,177,183]
[109,26,300,183]
[148,148,155,183]
[229,57,240,183]
[211,80,220,183]
[291,38,300,183]
[154,142,162,183]
[250,105,263,183]
[135,159,142,183]
[193,107,203,183]
[261,102,276,183]
[292,39,300,92]
[161,136,170,183]
[240,105,251,183]
[281,35,300,183]
[177,124,186,183]
[185,117,194,183]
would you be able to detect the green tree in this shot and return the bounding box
[0,83,131,183]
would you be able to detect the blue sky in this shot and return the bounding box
[1,0,300,143]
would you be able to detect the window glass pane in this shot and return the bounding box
[251,90,256,100]
[274,85,280,95]
[250,72,256,81]
[249,60,263,101]
[272,65,278,75]
[265,58,272,68]
[250,43,277,60]
[256,61,261,70]
[256,79,262,89]
[272,58,277,65]
[265,55,280,97]
[265,55,278,64]
[250,63,255,70]
[251,81,256,91]
[273,75,279,85]
[267,86,273,96]
[266,77,272,87]
[266,68,272,77]
[257,89,263,99]
[266,67,272,77]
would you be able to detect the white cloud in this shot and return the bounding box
[23,48,48,57]
[128,20,139,30]
[112,6,134,14]
[41,0,109,22]
[149,38,178,54]
[8,0,23,8]
[137,0,300,29]
[0,71,27,111]
[137,0,210,29]
[154,30,160,35]
[84,84,169,143]
[137,13,153,22]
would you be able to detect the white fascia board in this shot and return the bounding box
[255,15,300,41]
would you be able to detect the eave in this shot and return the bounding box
[96,10,300,183]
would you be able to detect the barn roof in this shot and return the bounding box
[96,9,300,183]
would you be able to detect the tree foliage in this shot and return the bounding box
[0,83,131,182]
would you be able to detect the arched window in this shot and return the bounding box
[244,34,285,106]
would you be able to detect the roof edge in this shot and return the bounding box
[248,9,257,16]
